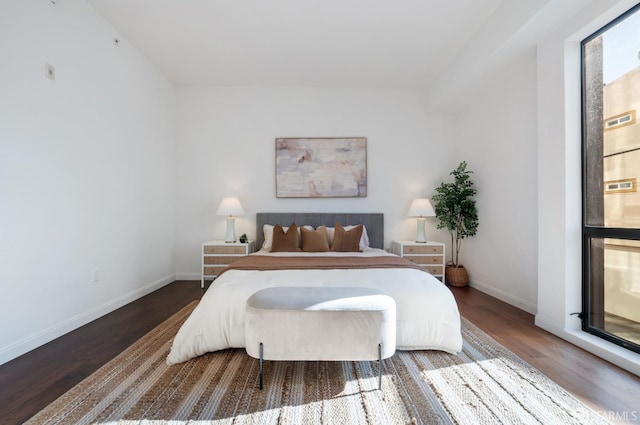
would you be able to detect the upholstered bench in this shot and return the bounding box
[245,286,396,390]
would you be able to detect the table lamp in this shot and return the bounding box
[407,198,435,243]
[216,197,244,243]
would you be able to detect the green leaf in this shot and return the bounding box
[431,161,479,267]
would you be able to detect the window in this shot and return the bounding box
[604,110,636,131]
[604,178,636,194]
[582,4,640,354]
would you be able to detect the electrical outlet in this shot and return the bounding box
[45,63,55,81]
[92,269,99,283]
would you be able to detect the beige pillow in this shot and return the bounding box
[301,226,330,252]
[331,222,363,252]
[271,224,301,252]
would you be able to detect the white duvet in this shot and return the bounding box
[167,249,462,364]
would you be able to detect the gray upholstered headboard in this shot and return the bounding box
[256,213,384,250]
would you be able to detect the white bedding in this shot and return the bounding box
[167,249,463,364]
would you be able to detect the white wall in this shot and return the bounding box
[451,54,539,314]
[0,0,177,364]
[536,0,640,375]
[174,87,454,277]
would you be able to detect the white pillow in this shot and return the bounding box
[324,225,370,251]
[262,224,313,251]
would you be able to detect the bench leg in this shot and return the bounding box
[378,343,382,390]
[259,342,264,390]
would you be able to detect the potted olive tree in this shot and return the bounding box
[432,161,478,287]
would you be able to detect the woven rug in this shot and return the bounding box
[27,301,610,425]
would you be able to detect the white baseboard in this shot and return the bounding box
[0,274,175,366]
[468,279,537,315]
[174,272,200,281]
[535,315,640,376]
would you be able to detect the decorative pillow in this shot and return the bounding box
[271,224,301,252]
[331,222,363,252]
[262,224,275,251]
[301,226,330,252]
[262,224,311,251]
[325,225,370,250]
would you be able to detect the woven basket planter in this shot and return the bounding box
[446,265,469,287]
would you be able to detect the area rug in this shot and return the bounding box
[26,301,609,425]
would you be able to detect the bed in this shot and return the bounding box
[166,213,462,365]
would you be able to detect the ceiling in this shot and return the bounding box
[86,0,589,109]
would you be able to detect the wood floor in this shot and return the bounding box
[1,282,638,425]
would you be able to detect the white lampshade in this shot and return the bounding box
[216,197,244,243]
[408,198,434,243]
[407,198,435,218]
[216,197,245,217]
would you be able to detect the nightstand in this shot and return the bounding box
[391,240,446,283]
[202,240,255,288]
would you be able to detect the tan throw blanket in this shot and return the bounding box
[218,254,427,277]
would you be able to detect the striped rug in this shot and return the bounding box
[26,301,610,424]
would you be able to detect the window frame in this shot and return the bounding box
[581,2,640,355]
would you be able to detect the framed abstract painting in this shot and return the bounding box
[275,137,367,198]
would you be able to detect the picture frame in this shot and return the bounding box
[275,137,367,198]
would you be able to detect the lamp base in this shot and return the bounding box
[415,217,427,243]
[224,217,236,243]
